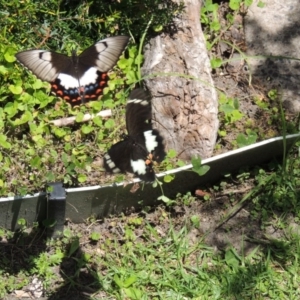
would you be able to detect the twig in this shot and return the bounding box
[50,109,112,126]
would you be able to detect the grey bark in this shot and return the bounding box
[142,0,219,161]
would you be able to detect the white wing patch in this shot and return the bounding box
[57,67,99,89]
[127,99,149,106]
[131,159,146,175]
[104,154,121,173]
[144,130,158,153]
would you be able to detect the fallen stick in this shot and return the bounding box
[50,109,112,126]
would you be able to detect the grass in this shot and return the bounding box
[1,163,300,299]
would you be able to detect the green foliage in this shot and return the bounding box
[191,156,210,176]
[236,129,258,147]
[219,93,244,124]
[0,0,183,196]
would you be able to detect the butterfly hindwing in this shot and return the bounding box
[103,88,166,182]
[16,36,129,105]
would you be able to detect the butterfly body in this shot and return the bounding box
[103,89,166,182]
[16,36,129,105]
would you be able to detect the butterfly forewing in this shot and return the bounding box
[126,89,152,136]
[15,36,129,105]
[16,50,71,82]
[79,36,130,72]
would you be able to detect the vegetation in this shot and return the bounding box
[1,0,300,298]
[0,0,183,196]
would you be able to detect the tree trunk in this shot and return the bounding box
[142,0,219,161]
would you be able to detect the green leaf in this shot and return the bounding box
[0,65,8,75]
[158,195,175,205]
[0,134,12,149]
[191,156,210,176]
[124,287,143,299]
[117,57,128,69]
[229,0,241,10]
[78,173,87,183]
[4,47,16,63]
[68,238,80,257]
[257,1,265,8]
[30,156,41,168]
[92,116,103,126]
[123,275,138,288]
[245,0,253,6]
[13,111,33,125]
[9,84,23,95]
[53,127,66,138]
[210,57,223,69]
[153,24,163,32]
[163,174,174,183]
[225,248,240,269]
[113,274,123,288]
[211,20,221,31]
[167,149,177,158]
[81,124,93,134]
[191,215,200,227]
[75,112,85,122]
[90,232,101,241]
[31,79,45,89]
[104,118,115,129]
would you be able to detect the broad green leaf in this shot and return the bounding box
[9,85,22,95]
[191,156,210,176]
[0,134,11,149]
[75,112,84,122]
[4,47,16,62]
[229,0,241,10]
[81,124,93,134]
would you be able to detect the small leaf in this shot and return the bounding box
[257,1,265,8]
[229,0,241,10]
[81,124,93,134]
[210,57,223,69]
[78,173,87,183]
[68,238,80,257]
[191,156,210,176]
[90,232,101,241]
[0,134,12,149]
[123,275,138,288]
[114,274,123,288]
[4,47,16,63]
[167,149,177,158]
[124,287,143,299]
[163,174,174,183]
[75,112,84,122]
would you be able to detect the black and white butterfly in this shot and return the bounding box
[15,36,129,105]
[103,88,166,182]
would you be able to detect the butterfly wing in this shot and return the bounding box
[103,88,166,182]
[79,36,130,72]
[15,36,129,105]
[126,88,152,136]
[15,50,71,82]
